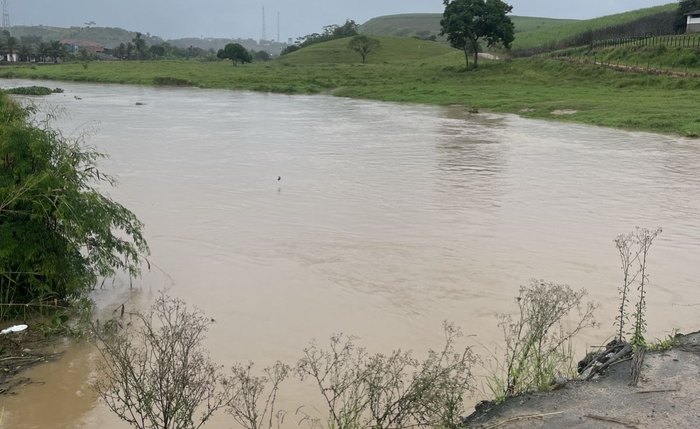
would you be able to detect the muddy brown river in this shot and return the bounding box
[1,79,699,428]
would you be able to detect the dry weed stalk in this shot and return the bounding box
[496,280,597,397]
[297,322,476,429]
[93,294,229,429]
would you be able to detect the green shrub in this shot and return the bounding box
[4,86,54,96]
[491,280,597,398]
[0,93,149,319]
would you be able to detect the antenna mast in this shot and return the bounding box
[261,6,266,42]
[2,0,10,30]
[277,12,280,42]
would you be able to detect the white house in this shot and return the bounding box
[2,53,18,62]
[687,10,700,33]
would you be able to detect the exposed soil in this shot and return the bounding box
[551,109,578,116]
[465,332,700,429]
[0,327,63,395]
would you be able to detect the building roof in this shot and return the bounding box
[685,10,700,16]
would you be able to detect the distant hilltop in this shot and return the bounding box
[7,25,289,56]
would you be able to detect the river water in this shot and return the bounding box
[1,79,699,428]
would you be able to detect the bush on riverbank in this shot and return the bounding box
[0,92,149,320]
[95,295,477,429]
[3,86,64,96]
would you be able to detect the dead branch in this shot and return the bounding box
[581,342,632,381]
[585,414,639,428]
[482,411,565,429]
[629,346,646,386]
[636,387,681,394]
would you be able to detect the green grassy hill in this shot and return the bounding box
[513,3,677,50]
[359,14,444,39]
[359,14,578,44]
[279,36,457,65]
[7,26,163,48]
[359,4,677,51]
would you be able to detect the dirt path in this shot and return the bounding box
[466,332,700,429]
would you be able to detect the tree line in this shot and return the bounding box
[0,30,68,63]
[106,32,273,63]
[281,19,360,55]
[0,30,273,63]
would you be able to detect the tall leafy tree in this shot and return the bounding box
[251,49,272,62]
[217,43,252,66]
[132,32,148,60]
[440,0,514,68]
[348,35,381,64]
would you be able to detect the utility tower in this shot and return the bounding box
[1,0,10,30]
[261,6,266,42]
[277,12,280,42]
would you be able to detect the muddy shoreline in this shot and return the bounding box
[0,327,66,395]
[4,330,700,429]
[465,331,700,428]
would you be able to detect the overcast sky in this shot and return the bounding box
[8,1,675,41]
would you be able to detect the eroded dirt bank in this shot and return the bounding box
[466,332,700,429]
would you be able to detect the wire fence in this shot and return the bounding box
[554,55,700,78]
[590,34,700,49]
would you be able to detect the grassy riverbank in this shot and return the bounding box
[1,38,699,136]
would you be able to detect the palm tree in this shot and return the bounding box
[49,40,66,63]
[38,41,50,62]
[17,44,33,62]
[5,37,18,61]
[132,32,147,60]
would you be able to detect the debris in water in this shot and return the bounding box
[1,324,28,335]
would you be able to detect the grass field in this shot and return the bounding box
[1,35,699,137]
[566,35,700,72]
[280,36,455,64]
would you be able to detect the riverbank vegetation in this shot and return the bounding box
[0,90,149,321]
[94,295,477,429]
[489,281,597,400]
[1,0,698,136]
[1,43,699,136]
[92,225,667,428]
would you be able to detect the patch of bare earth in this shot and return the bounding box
[0,328,63,394]
[465,332,700,428]
[551,109,577,116]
